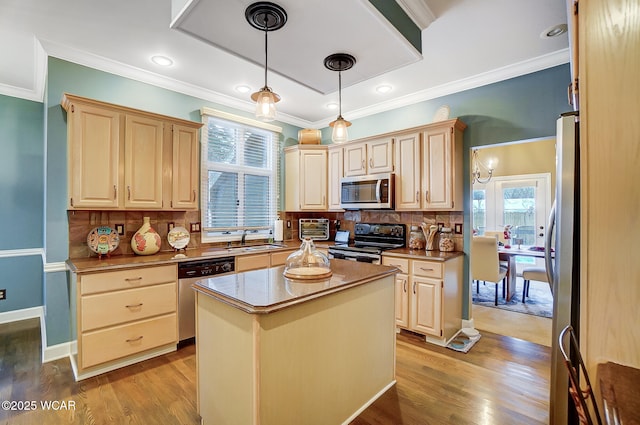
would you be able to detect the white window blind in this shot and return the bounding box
[200,108,281,242]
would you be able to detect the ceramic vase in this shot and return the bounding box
[131,217,161,255]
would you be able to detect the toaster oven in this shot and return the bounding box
[299,218,329,240]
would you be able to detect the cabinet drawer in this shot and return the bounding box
[81,313,177,369]
[411,260,443,278]
[81,282,177,332]
[236,253,270,272]
[80,265,176,295]
[271,250,297,267]
[382,257,409,274]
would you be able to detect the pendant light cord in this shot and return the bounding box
[338,70,343,117]
[263,12,269,88]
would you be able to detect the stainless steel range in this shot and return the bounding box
[328,223,405,264]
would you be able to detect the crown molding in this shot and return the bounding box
[2,38,567,130]
[393,0,436,30]
[313,48,570,128]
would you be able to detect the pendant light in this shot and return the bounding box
[324,53,356,143]
[245,2,287,122]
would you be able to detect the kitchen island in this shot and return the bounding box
[193,259,398,425]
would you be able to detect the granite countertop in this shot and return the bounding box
[193,258,398,314]
[383,248,464,261]
[66,241,300,274]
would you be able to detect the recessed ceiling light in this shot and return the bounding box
[235,85,251,93]
[540,24,568,39]
[326,102,339,110]
[151,55,174,66]
[376,85,392,94]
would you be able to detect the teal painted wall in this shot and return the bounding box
[1,56,569,344]
[42,57,301,345]
[322,64,571,318]
[0,95,44,313]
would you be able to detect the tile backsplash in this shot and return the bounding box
[69,209,464,258]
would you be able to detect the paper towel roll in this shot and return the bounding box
[274,218,284,242]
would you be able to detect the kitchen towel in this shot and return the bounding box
[274,218,284,242]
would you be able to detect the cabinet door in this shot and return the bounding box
[422,124,453,209]
[299,149,327,210]
[395,273,410,328]
[410,277,442,337]
[327,146,343,210]
[124,114,164,209]
[367,138,394,174]
[171,124,199,209]
[394,132,421,210]
[68,103,121,209]
[343,142,367,176]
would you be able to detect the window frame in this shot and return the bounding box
[199,108,282,244]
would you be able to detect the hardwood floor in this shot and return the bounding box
[0,319,550,424]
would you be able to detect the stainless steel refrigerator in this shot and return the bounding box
[546,111,580,424]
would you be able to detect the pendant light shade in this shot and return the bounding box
[324,53,356,144]
[245,2,287,122]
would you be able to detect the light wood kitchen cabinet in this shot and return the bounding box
[327,144,344,210]
[393,131,422,210]
[383,253,463,345]
[74,264,178,377]
[343,138,393,177]
[236,253,271,272]
[421,120,464,210]
[171,124,199,209]
[62,93,202,211]
[395,119,466,211]
[124,114,164,209]
[66,101,121,209]
[382,257,409,328]
[284,145,328,211]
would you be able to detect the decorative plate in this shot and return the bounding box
[87,226,120,255]
[167,226,190,249]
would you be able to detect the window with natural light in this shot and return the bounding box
[200,108,282,243]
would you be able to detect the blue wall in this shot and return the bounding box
[0,56,569,345]
[324,64,571,317]
[0,95,44,313]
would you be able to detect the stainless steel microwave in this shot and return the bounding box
[340,173,394,209]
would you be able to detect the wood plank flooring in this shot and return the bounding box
[0,319,550,425]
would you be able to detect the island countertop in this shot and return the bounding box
[193,258,398,314]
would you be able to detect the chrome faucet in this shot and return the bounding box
[240,229,247,246]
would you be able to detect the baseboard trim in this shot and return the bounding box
[0,306,43,325]
[43,341,73,363]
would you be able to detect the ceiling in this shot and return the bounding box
[0,0,569,128]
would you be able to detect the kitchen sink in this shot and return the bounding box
[202,244,286,256]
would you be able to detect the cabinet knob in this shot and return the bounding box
[126,336,144,343]
[127,186,131,200]
[425,190,429,202]
[369,158,373,168]
[361,159,365,169]
[192,189,196,202]
[403,279,408,292]
[113,185,117,200]
[413,282,416,294]
[416,191,419,202]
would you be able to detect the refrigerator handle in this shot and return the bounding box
[545,200,556,293]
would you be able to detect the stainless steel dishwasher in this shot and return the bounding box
[178,257,234,345]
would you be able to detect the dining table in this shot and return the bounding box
[497,245,552,302]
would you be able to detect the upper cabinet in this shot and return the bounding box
[285,145,328,211]
[62,94,202,211]
[395,119,466,211]
[343,137,394,177]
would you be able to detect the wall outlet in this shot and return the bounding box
[0,289,5,300]
[168,222,175,232]
[286,220,291,228]
[190,222,201,232]
[115,223,125,236]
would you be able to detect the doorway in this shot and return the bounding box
[469,139,555,346]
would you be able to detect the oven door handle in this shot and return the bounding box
[331,251,346,260]
[356,255,377,263]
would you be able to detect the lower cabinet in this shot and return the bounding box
[235,249,298,272]
[74,264,178,378]
[382,254,462,345]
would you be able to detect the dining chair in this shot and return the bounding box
[521,267,550,303]
[559,325,603,425]
[472,236,508,305]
